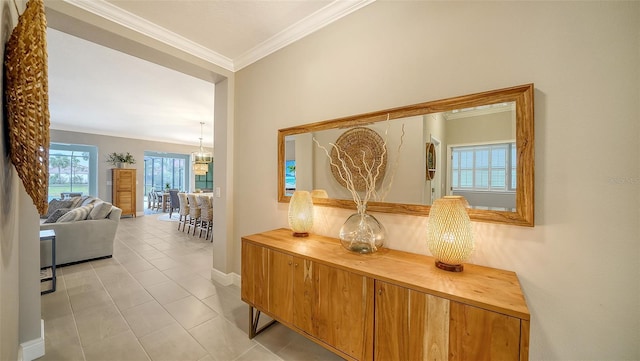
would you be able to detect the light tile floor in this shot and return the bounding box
[40,213,344,361]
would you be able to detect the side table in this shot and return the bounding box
[39,230,56,295]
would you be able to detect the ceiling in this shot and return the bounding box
[48,28,217,147]
[47,0,373,147]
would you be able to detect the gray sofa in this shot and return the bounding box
[40,200,122,267]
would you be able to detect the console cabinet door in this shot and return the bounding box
[292,258,373,360]
[375,281,522,361]
[315,263,374,361]
[293,258,316,335]
[375,281,449,361]
[240,242,268,310]
[374,281,409,360]
[268,250,294,323]
[449,302,521,361]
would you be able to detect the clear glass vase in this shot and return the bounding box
[339,205,385,254]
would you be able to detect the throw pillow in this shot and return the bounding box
[80,197,98,207]
[88,201,113,220]
[42,199,74,219]
[69,196,84,208]
[44,208,71,223]
[57,204,94,223]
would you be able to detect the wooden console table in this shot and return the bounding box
[241,228,530,361]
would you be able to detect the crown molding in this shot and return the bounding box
[234,0,375,71]
[62,0,235,71]
[62,0,374,72]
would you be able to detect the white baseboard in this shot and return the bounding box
[210,268,240,288]
[232,273,241,288]
[19,319,45,361]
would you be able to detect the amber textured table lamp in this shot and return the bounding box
[310,189,328,198]
[427,196,474,272]
[288,190,314,237]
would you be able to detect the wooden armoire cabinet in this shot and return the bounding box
[112,168,136,217]
[241,228,530,361]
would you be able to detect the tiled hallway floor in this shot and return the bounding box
[40,213,343,361]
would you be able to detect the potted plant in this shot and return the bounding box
[165,182,171,191]
[106,152,136,168]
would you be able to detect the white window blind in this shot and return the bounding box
[451,143,516,192]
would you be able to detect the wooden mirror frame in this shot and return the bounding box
[278,84,534,226]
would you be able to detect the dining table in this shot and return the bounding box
[161,192,170,212]
[161,192,213,212]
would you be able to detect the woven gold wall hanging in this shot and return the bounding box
[329,127,387,192]
[4,0,50,214]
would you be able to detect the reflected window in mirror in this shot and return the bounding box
[285,161,296,193]
[450,143,516,211]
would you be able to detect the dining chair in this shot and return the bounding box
[147,191,153,209]
[150,191,158,211]
[186,194,202,235]
[154,191,164,212]
[177,192,190,232]
[198,195,213,241]
[168,190,180,218]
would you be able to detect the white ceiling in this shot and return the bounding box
[47,0,373,147]
[48,28,216,147]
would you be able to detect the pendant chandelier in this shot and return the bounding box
[193,163,208,176]
[193,122,212,175]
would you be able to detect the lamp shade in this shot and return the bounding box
[427,196,474,272]
[194,153,213,163]
[288,190,314,237]
[193,162,208,175]
[310,189,329,198]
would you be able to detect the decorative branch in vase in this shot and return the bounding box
[313,117,405,253]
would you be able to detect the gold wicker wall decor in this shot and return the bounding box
[426,142,436,180]
[4,0,50,214]
[329,127,387,192]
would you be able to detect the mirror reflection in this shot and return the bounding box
[285,102,516,211]
[278,84,534,226]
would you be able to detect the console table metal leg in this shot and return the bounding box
[249,306,277,339]
[51,233,56,292]
[40,230,57,295]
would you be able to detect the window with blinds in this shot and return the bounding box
[451,143,516,192]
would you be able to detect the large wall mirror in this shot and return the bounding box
[278,84,534,226]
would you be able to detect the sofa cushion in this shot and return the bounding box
[88,201,113,220]
[42,199,75,219]
[44,208,72,223]
[57,204,94,223]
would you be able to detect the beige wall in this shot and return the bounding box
[446,110,514,146]
[0,0,21,347]
[0,0,19,356]
[235,2,640,360]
